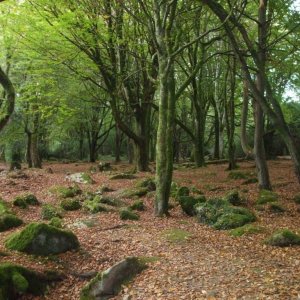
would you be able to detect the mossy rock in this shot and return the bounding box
[110,173,137,180]
[195,198,256,230]
[194,195,206,203]
[119,209,139,221]
[0,263,48,299]
[163,228,192,243]
[135,178,156,191]
[224,190,244,206]
[121,187,148,199]
[5,222,79,255]
[265,229,300,247]
[191,186,203,195]
[230,224,264,237]
[294,194,300,204]
[175,186,189,201]
[80,257,146,300]
[0,214,23,232]
[267,203,285,213]
[228,171,249,180]
[129,200,144,211]
[66,173,95,184]
[41,204,63,220]
[60,199,81,211]
[178,196,203,216]
[98,185,114,193]
[49,185,82,198]
[170,181,178,197]
[49,217,63,228]
[96,196,124,207]
[13,194,39,208]
[83,200,110,214]
[256,189,278,205]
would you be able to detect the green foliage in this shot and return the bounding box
[49,217,63,228]
[5,222,79,255]
[41,204,63,220]
[13,198,28,209]
[49,185,82,198]
[83,200,110,214]
[175,186,190,200]
[13,194,39,208]
[265,229,300,247]
[135,178,156,191]
[60,199,81,211]
[224,190,244,206]
[0,198,11,215]
[119,209,139,221]
[178,196,204,216]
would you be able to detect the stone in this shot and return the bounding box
[80,257,146,300]
[265,229,300,247]
[66,173,95,184]
[110,173,137,180]
[5,222,79,255]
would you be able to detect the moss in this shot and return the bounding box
[60,199,81,211]
[170,181,178,197]
[129,200,145,211]
[265,229,300,247]
[0,214,23,232]
[97,196,124,207]
[294,194,300,204]
[110,173,137,180]
[178,196,201,216]
[81,173,94,184]
[0,198,11,215]
[119,208,139,220]
[13,197,28,209]
[267,203,285,213]
[224,190,244,206]
[5,222,79,255]
[49,185,82,198]
[41,204,63,220]
[256,189,278,205]
[196,198,256,230]
[0,263,48,298]
[242,177,258,185]
[191,186,203,195]
[49,217,63,228]
[135,178,156,191]
[98,185,114,193]
[83,200,110,214]
[163,228,192,243]
[121,187,148,198]
[195,195,206,203]
[175,186,190,200]
[230,224,264,237]
[228,171,249,180]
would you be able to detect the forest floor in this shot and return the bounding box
[0,159,300,300]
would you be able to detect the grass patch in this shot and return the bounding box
[230,224,264,237]
[163,228,192,243]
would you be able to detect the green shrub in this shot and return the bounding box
[265,229,300,247]
[0,214,23,232]
[119,209,139,220]
[41,204,62,220]
[129,200,145,211]
[256,189,278,205]
[60,199,81,211]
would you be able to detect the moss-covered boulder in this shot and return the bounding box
[13,194,39,208]
[0,214,23,232]
[119,208,139,221]
[5,222,79,255]
[178,196,203,216]
[129,200,144,211]
[49,217,63,228]
[96,196,124,207]
[230,224,264,237]
[60,199,81,211]
[267,203,285,213]
[224,190,244,206]
[0,198,11,214]
[228,171,249,180]
[256,189,278,205]
[121,187,148,199]
[265,229,300,247]
[83,200,110,214]
[110,173,137,180]
[196,198,256,230]
[0,263,48,299]
[80,257,146,300]
[13,197,28,209]
[135,178,156,191]
[41,204,63,220]
[49,185,82,198]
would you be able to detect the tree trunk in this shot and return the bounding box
[213,105,220,160]
[30,131,42,168]
[26,132,32,168]
[115,126,121,163]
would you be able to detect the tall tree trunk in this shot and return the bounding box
[26,132,32,168]
[30,131,42,168]
[213,104,220,160]
[115,126,121,163]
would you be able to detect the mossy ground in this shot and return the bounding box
[119,208,139,220]
[0,214,23,232]
[256,189,278,205]
[230,224,265,237]
[265,229,300,247]
[41,204,63,220]
[162,228,192,243]
[61,198,81,211]
[129,200,144,211]
[49,185,82,198]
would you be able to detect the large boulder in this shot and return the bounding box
[5,222,79,255]
[80,257,146,300]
